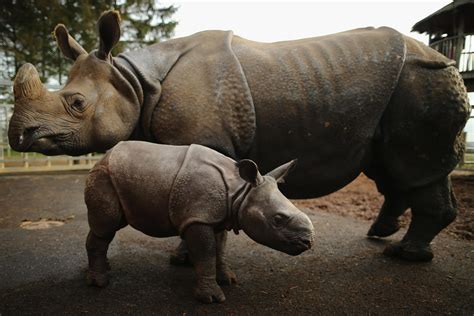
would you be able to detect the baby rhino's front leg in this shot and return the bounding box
[215,231,237,285]
[184,224,225,303]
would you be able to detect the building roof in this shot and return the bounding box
[412,0,474,34]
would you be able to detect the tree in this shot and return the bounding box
[0,0,178,85]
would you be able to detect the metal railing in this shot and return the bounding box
[460,35,474,73]
[430,34,474,73]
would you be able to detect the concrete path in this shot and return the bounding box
[0,174,473,315]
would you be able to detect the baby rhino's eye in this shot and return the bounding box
[273,213,289,227]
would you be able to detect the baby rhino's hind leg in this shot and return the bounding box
[84,164,126,287]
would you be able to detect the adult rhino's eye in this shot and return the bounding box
[67,94,86,112]
[273,213,290,227]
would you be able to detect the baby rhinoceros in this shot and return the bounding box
[84,141,315,303]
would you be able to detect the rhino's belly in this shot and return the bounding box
[251,113,372,198]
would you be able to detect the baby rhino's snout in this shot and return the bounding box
[287,212,315,255]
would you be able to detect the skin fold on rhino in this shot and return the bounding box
[8,11,471,261]
[85,141,314,303]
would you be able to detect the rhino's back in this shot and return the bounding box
[106,141,188,237]
[232,27,407,197]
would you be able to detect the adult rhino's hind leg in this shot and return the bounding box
[84,164,127,287]
[384,177,457,261]
[367,192,408,238]
[364,168,409,238]
[369,54,468,261]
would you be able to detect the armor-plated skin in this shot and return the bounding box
[8,11,471,261]
[84,141,314,303]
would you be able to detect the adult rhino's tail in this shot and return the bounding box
[373,36,471,191]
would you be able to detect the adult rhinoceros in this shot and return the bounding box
[8,11,470,261]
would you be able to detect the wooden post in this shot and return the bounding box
[0,143,4,169]
[24,153,29,168]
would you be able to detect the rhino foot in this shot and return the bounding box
[367,220,400,238]
[217,268,237,285]
[86,270,109,287]
[194,280,226,303]
[383,241,434,262]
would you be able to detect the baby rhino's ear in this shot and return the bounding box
[237,159,264,187]
[265,159,297,183]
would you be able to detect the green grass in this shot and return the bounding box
[2,149,45,158]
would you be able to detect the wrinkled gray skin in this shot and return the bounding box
[9,11,471,261]
[84,141,314,303]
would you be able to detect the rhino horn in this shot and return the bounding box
[13,63,46,100]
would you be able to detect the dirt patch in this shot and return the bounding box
[294,173,474,241]
[20,219,65,230]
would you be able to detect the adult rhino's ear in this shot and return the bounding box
[97,10,121,60]
[237,159,264,187]
[53,24,87,61]
[266,159,297,183]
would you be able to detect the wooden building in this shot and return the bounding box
[412,0,474,91]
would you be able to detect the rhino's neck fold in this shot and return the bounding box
[115,38,197,141]
[210,158,250,234]
[113,56,144,106]
[113,55,156,141]
[228,183,252,234]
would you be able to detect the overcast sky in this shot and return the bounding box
[162,0,451,44]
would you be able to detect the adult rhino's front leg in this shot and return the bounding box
[184,224,226,303]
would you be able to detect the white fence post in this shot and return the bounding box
[0,143,4,169]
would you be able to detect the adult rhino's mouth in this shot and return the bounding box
[29,136,66,155]
[10,126,71,155]
[9,125,41,152]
